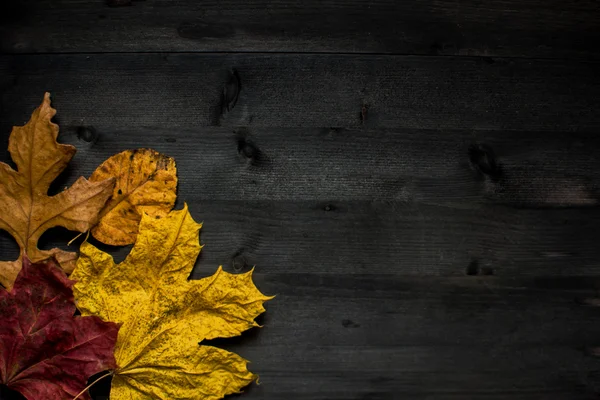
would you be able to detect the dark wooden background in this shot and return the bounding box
[2,1,600,399]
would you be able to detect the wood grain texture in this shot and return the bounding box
[0,125,599,268]
[2,85,600,400]
[1,54,599,131]
[14,125,598,207]
[77,273,600,399]
[1,126,600,279]
[1,0,599,59]
[219,274,600,400]
[2,3,600,398]
[16,200,600,278]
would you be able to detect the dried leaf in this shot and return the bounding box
[71,206,273,399]
[0,93,114,289]
[89,149,177,246]
[0,257,119,400]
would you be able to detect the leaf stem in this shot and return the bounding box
[67,232,84,246]
[72,370,113,400]
[68,230,90,246]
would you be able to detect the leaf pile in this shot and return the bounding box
[0,94,272,400]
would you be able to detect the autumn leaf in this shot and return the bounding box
[71,206,273,399]
[89,148,177,246]
[0,93,115,289]
[0,257,119,400]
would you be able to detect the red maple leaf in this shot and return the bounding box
[0,257,119,400]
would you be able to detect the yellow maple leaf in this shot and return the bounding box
[0,93,114,289]
[71,205,273,399]
[89,148,177,246]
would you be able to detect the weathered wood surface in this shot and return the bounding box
[1,54,599,131]
[1,0,600,59]
[2,0,600,398]
[1,112,600,399]
[2,125,600,277]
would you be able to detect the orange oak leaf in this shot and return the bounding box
[0,93,114,289]
[89,149,177,246]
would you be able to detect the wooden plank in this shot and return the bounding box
[1,125,600,277]
[238,275,600,399]
[1,54,599,131]
[225,274,600,348]
[235,347,599,399]
[1,0,599,59]
[7,125,596,208]
[88,274,600,399]
[0,200,593,278]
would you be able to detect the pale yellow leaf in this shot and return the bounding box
[71,205,273,399]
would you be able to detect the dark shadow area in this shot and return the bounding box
[86,236,133,264]
[36,226,132,264]
[87,371,112,400]
[225,382,255,399]
[36,226,79,253]
[0,385,25,400]
[201,313,267,350]
[46,160,78,197]
[0,147,14,169]
[189,247,205,280]
[0,1,27,24]
[0,229,19,265]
